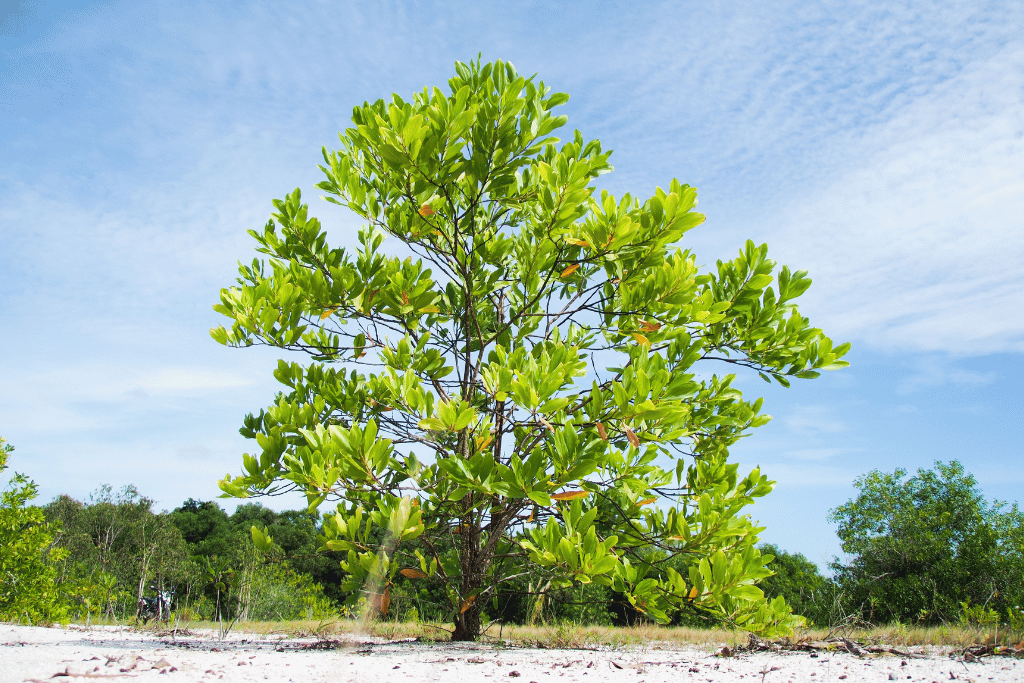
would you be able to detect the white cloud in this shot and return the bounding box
[768,44,1024,356]
[783,405,849,436]
[129,367,256,395]
[897,358,997,394]
[739,461,857,488]
[27,364,258,402]
[784,447,856,462]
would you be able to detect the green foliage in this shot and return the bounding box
[169,498,234,558]
[45,485,192,621]
[756,544,838,627]
[244,562,335,621]
[213,58,849,640]
[0,437,71,624]
[170,499,346,608]
[829,460,1024,625]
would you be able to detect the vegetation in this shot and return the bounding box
[3,433,1023,644]
[37,490,335,624]
[0,437,70,624]
[45,486,190,620]
[829,460,1024,626]
[757,544,838,628]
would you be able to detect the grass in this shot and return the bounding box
[115,617,1024,651]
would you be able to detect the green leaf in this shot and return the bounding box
[527,491,552,507]
[746,274,773,290]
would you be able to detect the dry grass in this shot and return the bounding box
[120,617,1024,651]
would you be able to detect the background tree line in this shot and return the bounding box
[3,434,1022,630]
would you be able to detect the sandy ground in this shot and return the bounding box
[1,624,1021,683]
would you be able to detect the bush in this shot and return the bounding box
[0,437,70,624]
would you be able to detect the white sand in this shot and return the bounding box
[1,624,1020,683]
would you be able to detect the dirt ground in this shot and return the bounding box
[1,624,1021,683]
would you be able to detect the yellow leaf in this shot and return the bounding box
[401,292,410,305]
[418,305,440,314]
[688,586,698,600]
[320,308,337,320]
[459,595,476,613]
[639,319,662,332]
[631,333,651,346]
[559,263,580,278]
[475,435,493,451]
[399,568,427,579]
[625,427,640,448]
[369,400,393,412]
[565,238,589,247]
[418,204,434,217]
[551,490,589,501]
[596,422,608,441]
[638,497,657,506]
[539,417,555,433]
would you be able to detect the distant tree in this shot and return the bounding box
[170,499,234,558]
[757,544,837,627]
[232,505,347,604]
[0,437,70,624]
[214,57,849,640]
[169,500,348,614]
[45,485,191,619]
[829,461,1022,624]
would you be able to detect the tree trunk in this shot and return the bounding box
[452,506,485,641]
[452,601,483,641]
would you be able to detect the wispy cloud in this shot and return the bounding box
[738,461,857,488]
[783,404,849,436]
[897,357,997,394]
[768,43,1024,356]
[785,447,858,462]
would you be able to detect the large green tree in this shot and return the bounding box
[213,58,849,640]
[829,460,1023,624]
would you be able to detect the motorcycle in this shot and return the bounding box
[138,585,174,624]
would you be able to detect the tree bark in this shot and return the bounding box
[452,499,486,641]
[452,600,483,641]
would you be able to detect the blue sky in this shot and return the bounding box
[2,0,1022,570]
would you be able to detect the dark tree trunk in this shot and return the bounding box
[452,509,485,641]
[452,601,482,641]
[449,491,517,641]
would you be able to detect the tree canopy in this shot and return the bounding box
[213,58,849,640]
[829,460,1024,624]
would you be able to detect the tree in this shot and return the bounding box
[0,437,70,624]
[829,460,1022,624]
[170,498,234,558]
[213,58,850,640]
[45,486,192,620]
[757,544,838,627]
